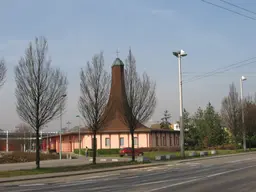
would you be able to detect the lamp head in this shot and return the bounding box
[241,76,247,81]
[173,49,187,57]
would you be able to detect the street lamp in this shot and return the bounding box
[76,115,81,156]
[66,121,71,130]
[5,130,8,152]
[59,94,67,160]
[240,76,247,151]
[44,125,48,151]
[173,49,187,158]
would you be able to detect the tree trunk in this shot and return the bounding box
[92,131,97,164]
[249,138,252,150]
[36,128,40,169]
[131,131,135,162]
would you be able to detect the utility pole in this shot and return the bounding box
[240,76,247,151]
[6,130,8,152]
[173,50,187,158]
[23,124,26,152]
[59,94,67,160]
[76,115,81,156]
[29,130,32,151]
[67,121,71,130]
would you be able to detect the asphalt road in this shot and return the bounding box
[1,153,256,192]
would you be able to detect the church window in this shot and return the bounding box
[119,137,124,147]
[105,138,110,147]
[134,137,138,145]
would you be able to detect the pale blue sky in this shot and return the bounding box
[0,0,256,131]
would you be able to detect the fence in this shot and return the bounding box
[0,131,58,152]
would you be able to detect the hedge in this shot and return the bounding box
[97,149,120,155]
[73,147,181,155]
[73,148,120,156]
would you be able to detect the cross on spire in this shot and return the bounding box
[116,49,120,58]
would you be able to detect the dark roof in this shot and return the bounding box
[42,128,179,139]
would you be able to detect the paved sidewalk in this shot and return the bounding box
[0,157,130,171]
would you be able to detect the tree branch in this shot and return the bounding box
[79,52,111,132]
[15,36,68,131]
[121,49,156,131]
[0,59,7,88]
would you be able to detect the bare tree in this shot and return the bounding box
[79,52,111,164]
[221,83,242,145]
[122,49,156,161]
[0,59,7,88]
[15,123,33,132]
[15,37,68,169]
[15,123,33,151]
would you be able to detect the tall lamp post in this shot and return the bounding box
[76,115,81,156]
[5,130,8,152]
[173,49,187,158]
[240,76,247,151]
[66,121,71,130]
[44,125,48,151]
[59,94,67,160]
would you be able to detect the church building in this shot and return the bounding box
[42,57,180,152]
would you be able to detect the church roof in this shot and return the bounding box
[112,58,124,66]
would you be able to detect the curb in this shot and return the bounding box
[177,151,256,163]
[90,158,122,162]
[0,163,165,184]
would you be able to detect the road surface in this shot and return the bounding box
[1,153,256,192]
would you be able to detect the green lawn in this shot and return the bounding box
[0,161,142,178]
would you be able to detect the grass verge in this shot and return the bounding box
[98,148,256,159]
[0,161,143,178]
[143,148,256,160]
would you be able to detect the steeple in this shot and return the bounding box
[112,49,124,67]
[101,51,149,132]
[102,56,129,131]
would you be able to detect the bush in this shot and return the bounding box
[73,148,120,156]
[138,147,180,152]
[0,152,65,164]
[97,149,120,155]
[247,136,256,148]
[73,149,93,156]
[74,147,181,156]
[208,144,237,150]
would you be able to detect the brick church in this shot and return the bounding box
[42,57,180,152]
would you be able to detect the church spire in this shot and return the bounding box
[112,49,124,67]
[116,49,120,58]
